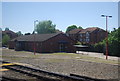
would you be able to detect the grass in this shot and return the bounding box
[2,56,22,61]
[2,49,119,65]
[46,53,118,65]
[45,59,66,63]
[75,55,118,65]
[52,53,77,55]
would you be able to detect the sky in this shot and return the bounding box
[2,2,118,34]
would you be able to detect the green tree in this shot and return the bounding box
[5,27,9,31]
[66,25,77,33]
[78,26,83,29]
[35,20,56,34]
[94,41,105,53]
[107,27,120,56]
[93,27,120,57]
[16,31,22,36]
[24,33,31,35]
[2,34,10,46]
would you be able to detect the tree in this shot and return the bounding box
[107,27,120,56]
[35,20,56,34]
[16,31,22,36]
[93,27,120,57]
[5,27,9,31]
[55,29,62,33]
[25,33,31,35]
[66,25,77,33]
[78,26,83,29]
[2,34,10,46]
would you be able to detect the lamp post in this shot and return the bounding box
[34,20,39,55]
[101,15,112,60]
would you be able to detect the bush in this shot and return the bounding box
[2,34,10,47]
[94,42,105,53]
[75,41,82,45]
[93,27,120,57]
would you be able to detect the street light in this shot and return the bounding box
[101,15,112,60]
[34,20,39,55]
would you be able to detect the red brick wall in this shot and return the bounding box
[69,34,78,41]
[40,33,76,53]
[96,31,106,43]
[8,41,15,49]
[78,30,106,44]
[90,30,106,44]
[9,33,76,53]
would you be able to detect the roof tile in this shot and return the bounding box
[67,29,82,34]
[11,32,62,42]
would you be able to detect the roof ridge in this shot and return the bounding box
[67,28,82,34]
[10,32,62,42]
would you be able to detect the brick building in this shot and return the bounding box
[66,29,82,41]
[67,27,106,44]
[9,32,76,53]
[2,30,18,39]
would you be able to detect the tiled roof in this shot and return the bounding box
[11,32,62,42]
[2,30,17,34]
[79,27,99,33]
[67,29,82,34]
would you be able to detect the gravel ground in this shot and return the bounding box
[1,48,119,81]
[2,70,38,80]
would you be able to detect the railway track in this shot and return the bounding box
[1,60,107,81]
[1,77,18,81]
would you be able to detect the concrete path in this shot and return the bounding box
[76,51,119,61]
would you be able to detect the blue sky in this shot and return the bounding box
[2,2,118,34]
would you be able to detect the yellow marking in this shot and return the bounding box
[0,69,9,71]
[0,62,33,68]
[0,63,15,67]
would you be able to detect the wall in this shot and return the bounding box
[8,41,15,49]
[9,33,76,53]
[41,33,76,53]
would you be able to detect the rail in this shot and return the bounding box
[1,60,107,81]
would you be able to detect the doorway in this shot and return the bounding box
[59,43,66,52]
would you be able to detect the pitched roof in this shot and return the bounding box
[11,32,63,42]
[2,30,16,34]
[79,27,99,33]
[67,29,82,34]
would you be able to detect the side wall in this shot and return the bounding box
[8,41,15,49]
[41,33,76,53]
[8,33,76,53]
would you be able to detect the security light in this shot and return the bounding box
[108,16,112,18]
[101,15,105,17]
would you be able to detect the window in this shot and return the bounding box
[80,34,82,37]
[39,43,42,47]
[83,39,85,41]
[86,32,89,39]
[79,38,82,41]
[86,38,90,42]
[51,42,53,45]
[66,34,69,36]
[36,43,39,47]
[86,32,89,37]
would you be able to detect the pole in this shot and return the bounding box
[106,16,108,60]
[101,15,112,60]
[34,21,35,55]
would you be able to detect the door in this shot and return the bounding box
[59,43,66,52]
